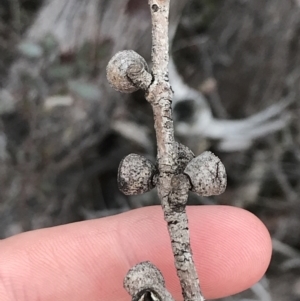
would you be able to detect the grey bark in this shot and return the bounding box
[145,1,206,300]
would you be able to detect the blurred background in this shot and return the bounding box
[0,0,300,300]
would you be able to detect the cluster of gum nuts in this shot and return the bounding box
[106,50,227,199]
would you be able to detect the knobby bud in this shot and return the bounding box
[118,154,157,195]
[184,151,227,196]
[176,142,195,173]
[124,261,175,301]
[106,50,151,93]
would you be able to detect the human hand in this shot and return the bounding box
[0,205,271,301]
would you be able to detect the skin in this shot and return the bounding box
[0,205,272,301]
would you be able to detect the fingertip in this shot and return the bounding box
[187,206,272,299]
[0,205,272,301]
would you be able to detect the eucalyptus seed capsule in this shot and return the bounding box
[118,154,157,195]
[106,50,150,93]
[184,151,227,196]
[176,142,195,173]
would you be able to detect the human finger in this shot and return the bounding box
[0,205,272,301]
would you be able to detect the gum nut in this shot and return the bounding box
[118,154,157,195]
[124,261,165,296]
[184,151,227,196]
[176,142,195,173]
[106,50,149,93]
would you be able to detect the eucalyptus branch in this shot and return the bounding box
[106,1,227,301]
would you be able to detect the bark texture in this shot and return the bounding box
[147,1,205,300]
